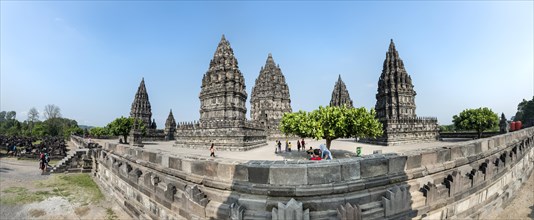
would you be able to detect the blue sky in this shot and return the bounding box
[1,1,533,127]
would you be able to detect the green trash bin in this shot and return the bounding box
[356,147,362,157]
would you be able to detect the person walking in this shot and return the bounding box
[209,143,216,157]
[297,140,301,152]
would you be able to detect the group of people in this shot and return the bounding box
[39,150,50,174]
[275,139,306,153]
[306,144,333,160]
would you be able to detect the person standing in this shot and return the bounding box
[297,140,301,152]
[288,142,292,152]
[209,143,215,157]
[301,139,305,149]
[285,139,288,152]
[277,141,282,153]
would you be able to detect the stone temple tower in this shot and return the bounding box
[174,35,267,151]
[250,53,292,138]
[330,75,353,108]
[164,109,176,140]
[130,78,153,128]
[375,40,416,119]
[365,39,438,145]
[199,35,247,123]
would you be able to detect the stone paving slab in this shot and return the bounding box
[94,138,469,161]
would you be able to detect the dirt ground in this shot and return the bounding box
[0,158,130,220]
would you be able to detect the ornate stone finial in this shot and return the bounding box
[337,203,362,220]
[272,198,309,220]
[330,74,353,108]
[499,113,509,133]
[250,53,292,136]
[383,185,411,217]
[130,78,153,129]
[230,202,245,220]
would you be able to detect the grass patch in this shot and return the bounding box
[0,187,49,205]
[106,208,118,220]
[1,174,103,205]
[39,174,104,204]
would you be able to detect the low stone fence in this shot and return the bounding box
[92,127,534,219]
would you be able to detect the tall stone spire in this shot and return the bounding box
[130,77,152,128]
[375,39,416,120]
[165,109,176,140]
[330,75,353,108]
[250,53,292,132]
[199,35,247,122]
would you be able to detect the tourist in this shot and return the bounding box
[277,140,282,153]
[297,140,301,152]
[209,143,215,157]
[301,139,305,149]
[310,151,322,161]
[306,147,314,155]
[288,142,292,152]
[319,144,333,160]
[285,139,288,152]
[39,151,48,174]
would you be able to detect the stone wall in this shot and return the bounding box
[92,127,534,219]
[174,120,267,151]
[363,117,439,146]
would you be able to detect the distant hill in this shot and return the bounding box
[79,125,94,130]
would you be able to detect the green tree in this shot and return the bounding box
[280,106,383,149]
[107,117,145,143]
[452,107,499,139]
[0,111,6,122]
[5,111,16,120]
[89,127,110,138]
[514,97,534,124]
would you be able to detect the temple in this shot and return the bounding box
[173,35,267,150]
[329,75,353,108]
[130,78,153,128]
[250,53,292,139]
[129,78,165,142]
[165,109,176,140]
[364,40,438,145]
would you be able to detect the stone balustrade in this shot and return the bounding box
[91,127,534,219]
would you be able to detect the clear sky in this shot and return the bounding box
[1,1,533,127]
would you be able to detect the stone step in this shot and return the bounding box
[360,201,382,211]
[362,207,384,219]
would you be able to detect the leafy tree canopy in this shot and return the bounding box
[452,107,499,138]
[106,117,146,143]
[280,105,383,149]
[514,96,534,125]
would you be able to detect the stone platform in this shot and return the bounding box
[84,127,534,219]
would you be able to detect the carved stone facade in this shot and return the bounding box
[365,40,438,145]
[129,78,166,142]
[199,35,247,123]
[330,75,353,108]
[250,53,292,139]
[174,35,267,151]
[164,110,176,141]
[130,78,153,128]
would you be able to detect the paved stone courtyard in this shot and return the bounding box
[95,138,467,161]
